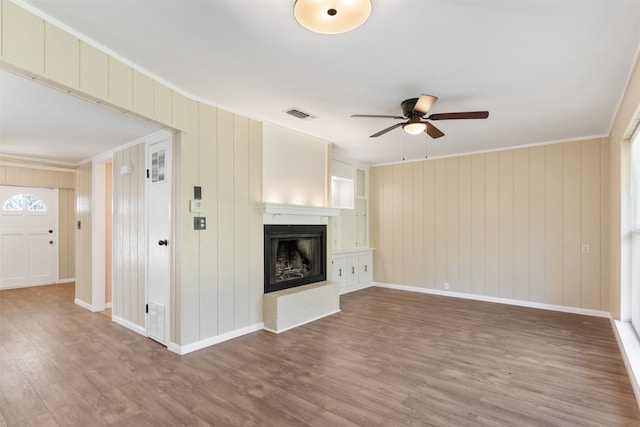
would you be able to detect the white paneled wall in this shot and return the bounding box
[370,139,610,311]
[113,144,146,327]
[174,104,263,348]
[75,162,92,304]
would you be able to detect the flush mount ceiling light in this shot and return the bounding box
[294,0,372,35]
[403,122,427,135]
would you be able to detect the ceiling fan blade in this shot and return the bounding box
[425,122,445,139]
[352,114,405,119]
[428,111,489,120]
[413,95,438,116]
[370,123,404,137]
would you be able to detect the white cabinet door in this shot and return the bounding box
[358,253,373,284]
[331,256,347,289]
[332,250,373,293]
[346,256,358,286]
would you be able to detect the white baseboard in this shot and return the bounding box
[612,320,640,408]
[1,281,58,291]
[168,322,265,355]
[263,309,341,334]
[74,298,98,312]
[339,282,373,295]
[374,282,611,318]
[0,279,73,291]
[112,315,146,336]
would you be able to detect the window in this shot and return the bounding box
[151,149,166,183]
[2,194,47,212]
[631,129,640,334]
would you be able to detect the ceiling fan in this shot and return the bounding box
[351,94,489,138]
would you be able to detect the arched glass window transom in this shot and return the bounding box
[2,194,47,212]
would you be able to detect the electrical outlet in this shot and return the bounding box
[444,282,449,290]
[581,244,590,254]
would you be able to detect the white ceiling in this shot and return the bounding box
[2,0,639,166]
[0,70,160,164]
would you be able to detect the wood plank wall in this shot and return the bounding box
[0,161,76,280]
[113,144,146,327]
[105,162,112,304]
[370,139,610,311]
[74,162,92,303]
[58,188,75,280]
[177,104,263,346]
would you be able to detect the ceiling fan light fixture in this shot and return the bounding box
[294,0,371,35]
[403,122,427,135]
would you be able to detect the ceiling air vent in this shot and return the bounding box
[284,108,317,120]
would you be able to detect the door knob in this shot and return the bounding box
[158,239,168,246]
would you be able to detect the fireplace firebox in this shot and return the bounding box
[264,224,326,293]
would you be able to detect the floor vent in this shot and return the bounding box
[284,108,317,120]
[148,302,165,343]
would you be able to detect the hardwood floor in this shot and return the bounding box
[1,283,639,426]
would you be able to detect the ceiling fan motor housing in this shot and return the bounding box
[401,98,421,117]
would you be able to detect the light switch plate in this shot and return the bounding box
[194,217,206,230]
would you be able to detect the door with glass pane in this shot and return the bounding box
[0,186,58,289]
[147,138,171,345]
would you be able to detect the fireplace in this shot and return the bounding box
[264,224,327,293]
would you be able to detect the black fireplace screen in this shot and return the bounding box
[264,225,326,293]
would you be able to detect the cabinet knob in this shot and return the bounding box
[352,266,355,274]
[364,265,368,272]
[339,268,342,277]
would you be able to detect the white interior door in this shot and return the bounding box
[0,186,58,289]
[147,137,172,345]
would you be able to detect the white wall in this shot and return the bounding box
[263,124,329,207]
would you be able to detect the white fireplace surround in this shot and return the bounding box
[259,203,341,333]
[259,203,340,226]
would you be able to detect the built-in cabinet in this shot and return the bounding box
[331,250,373,294]
[331,159,373,294]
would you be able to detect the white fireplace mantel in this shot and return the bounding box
[259,203,340,225]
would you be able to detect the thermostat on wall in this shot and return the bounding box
[190,199,204,213]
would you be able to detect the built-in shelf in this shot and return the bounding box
[331,176,354,209]
[331,159,369,249]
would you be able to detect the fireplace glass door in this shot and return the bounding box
[264,225,326,293]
